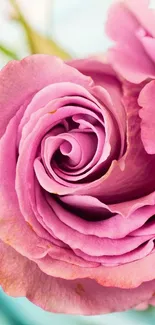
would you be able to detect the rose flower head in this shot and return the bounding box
[1,1,155,314]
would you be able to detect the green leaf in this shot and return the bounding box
[10,0,71,59]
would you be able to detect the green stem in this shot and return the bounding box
[9,0,41,53]
[0,44,19,60]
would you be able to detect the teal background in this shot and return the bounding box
[0,288,155,325]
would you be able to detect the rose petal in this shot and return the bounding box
[60,195,155,238]
[0,55,92,138]
[37,251,155,289]
[0,109,52,258]
[139,80,155,154]
[124,0,155,38]
[37,192,153,258]
[1,241,155,315]
[74,240,154,266]
[18,82,97,142]
[131,216,155,236]
[68,58,126,156]
[139,35,155,63]
[106,2,155,82]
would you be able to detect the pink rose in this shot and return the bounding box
[106,0,155,309]
[1,54,155,315]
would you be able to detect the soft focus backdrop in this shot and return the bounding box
[0,0,155,324]
[0,0,114,66]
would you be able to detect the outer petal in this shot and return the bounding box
[105,2,155,82]
[37,251,155,289]
[124,0,155,65]
[140,36,155,63]
[0,107,52,258]
[124,0,155,37]
[139,80,155,154]
[1,240,155,315]
[0,54,92,138]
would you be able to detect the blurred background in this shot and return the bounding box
[0,0,114,66]
[0,0,155,324]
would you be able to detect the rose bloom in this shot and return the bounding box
[1,39,155,314]
[106,0,155,310]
